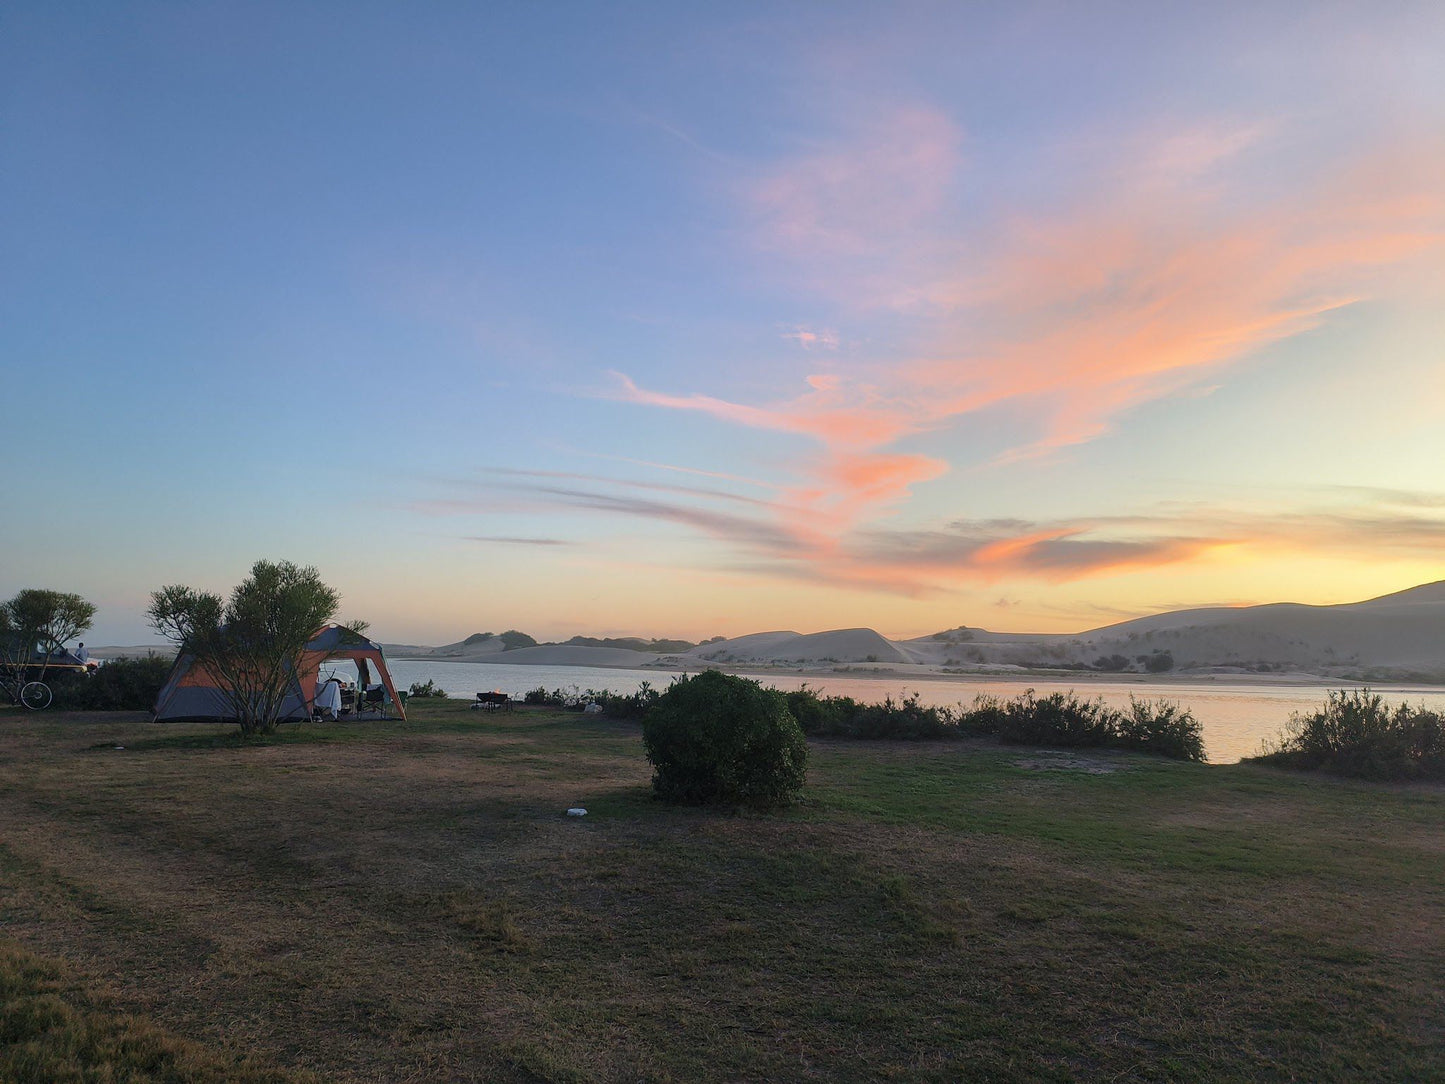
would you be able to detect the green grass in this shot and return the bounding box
[0,700,1440,1081]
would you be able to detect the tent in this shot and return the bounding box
[152,624,407,723]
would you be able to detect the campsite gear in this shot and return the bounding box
[313,679,343,719]
[358,685,387,715]
[151,624,407,723]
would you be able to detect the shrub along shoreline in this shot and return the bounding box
[526,678,1208,761]
[527,678,1445,779]
[1249,688,1445,781]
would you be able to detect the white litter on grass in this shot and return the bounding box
[114,745,125,750]
[566,808,587,817]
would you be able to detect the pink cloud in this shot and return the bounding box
[604,118,1443,590]
[783,327,840,349]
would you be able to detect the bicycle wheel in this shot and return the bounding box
[20,681,52,710]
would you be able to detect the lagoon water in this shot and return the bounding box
[330,658,1445,765]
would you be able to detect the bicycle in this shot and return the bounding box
[1,665,52,710]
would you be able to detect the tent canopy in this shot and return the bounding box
[152,624,407,723]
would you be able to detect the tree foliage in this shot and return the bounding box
[148,560,343,736]
[0,589,96,671]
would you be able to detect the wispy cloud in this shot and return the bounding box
[844,520,1232,588]
[574,452,780,491]
[623,105,734,165]
[465,536,574,547]
[500,486,806,557]
[414,473,807,558]
[610,114,1444,546]
[421,469,1445,597]
[474,467,777,509]
[782,326,840,349]
[835,502,1445,592]
[749,105,961,268]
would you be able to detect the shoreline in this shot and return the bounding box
[390,654,1445,691]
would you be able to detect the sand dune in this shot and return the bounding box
[383,580,1445,683]
[689,628,910,666]
[486,644,671,667]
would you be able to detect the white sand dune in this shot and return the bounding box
[484,644,668,667]
[389,637,665,668]
[1062,582,1445,676]
[689,628,910,666]
[665,581,1445,680]
[386,580,1445,682]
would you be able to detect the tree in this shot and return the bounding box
[148,560,346,736]
[0,589,97,674]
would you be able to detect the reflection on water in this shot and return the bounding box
[326,658,1445,765]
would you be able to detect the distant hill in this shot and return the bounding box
[381,581,1445,681]
[899,580,1445,680]
[564,635,696,653]
[386,629,694,662]
[690,628,909,666]
[682,581,1445,681]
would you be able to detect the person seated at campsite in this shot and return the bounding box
[75,643,89,664]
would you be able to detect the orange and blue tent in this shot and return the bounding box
[152,624,406,722]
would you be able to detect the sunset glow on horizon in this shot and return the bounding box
[3,3,1443,644]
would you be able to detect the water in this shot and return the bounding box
[325,658,1445,765]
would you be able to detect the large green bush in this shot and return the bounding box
[1253,689,1445,781]
[642,671,807,808]
[997,691,1205,761]
[785,687,1000,740]
[999,691,1114,746]
[47,655,173,711]
[1115,698,1206,761]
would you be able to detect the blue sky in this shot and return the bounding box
[4,2,1443,644]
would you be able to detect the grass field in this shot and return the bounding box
[1,701,1441,1082]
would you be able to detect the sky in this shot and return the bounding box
[3,2,1443,646]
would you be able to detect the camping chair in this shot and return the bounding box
[358,685,387,717]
